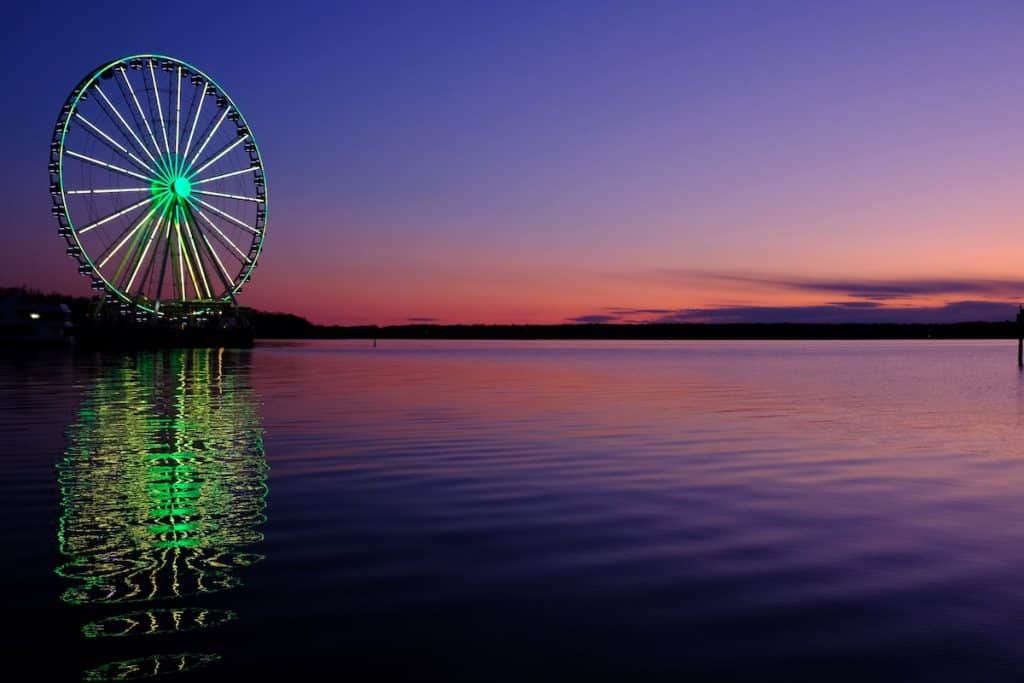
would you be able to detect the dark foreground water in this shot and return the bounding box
[6,340,1024,681]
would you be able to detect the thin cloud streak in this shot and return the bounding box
[568,314,621,324]
[657,271,1024,302]
[568,300,1020,325]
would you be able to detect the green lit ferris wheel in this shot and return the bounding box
[49,55,267,315]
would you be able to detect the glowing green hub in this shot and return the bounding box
[172,176,192,199]
[150,154,193,204]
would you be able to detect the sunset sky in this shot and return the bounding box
[5,1,1024,325]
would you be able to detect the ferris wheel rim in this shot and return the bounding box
[50,54,268,315]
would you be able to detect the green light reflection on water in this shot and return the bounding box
[57,349,267,605]
[56,348,267,679]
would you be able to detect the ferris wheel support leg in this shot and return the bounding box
[154,222,173,306]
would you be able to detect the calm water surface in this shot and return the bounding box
[6,340,1024,680]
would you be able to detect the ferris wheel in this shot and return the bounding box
[49,55,267,315]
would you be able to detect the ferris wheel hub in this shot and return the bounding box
[171,176,191,200]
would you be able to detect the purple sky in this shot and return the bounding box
[4,1,1024,323]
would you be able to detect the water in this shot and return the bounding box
[5,339,1024,681]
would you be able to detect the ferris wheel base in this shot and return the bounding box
[76,303,254,350]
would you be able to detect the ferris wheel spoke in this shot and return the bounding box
[154,217,173,304]
[180,205,205,299]
[187,202,234,294]
[187,200,251,263]
[66,187,150,195]
[181,83,207,164]
[126,206,169,294]
[174,204,201,298]
[65,150,152,183]
[187,107,230,172]
[110,200,163,290]
[173,213,195,299]
[96,199,167,268]
[93,84,158,167]
[114,213,153,291]
[77,195,155,235]
[189,135,248,178]
[174,67,182,161]
[109,222,148,292]
[206,233,237,295]
[170,220,184,300]
[181,208,212,298]
[73,113,156,176]
[149,60,172,158]
[137,222,166,299]
[183,203,233,295]
[191,197,259,234]
[169,205,185,299]
[182,205,211,299]
[193,189,263,203]
[118,67,163,164]
[136,234,160,298]
[192,167,257,185]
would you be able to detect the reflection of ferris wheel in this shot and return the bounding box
[49,55,267,315]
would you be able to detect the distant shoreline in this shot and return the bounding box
[4,289,1020,342]
[254,320,1021,341]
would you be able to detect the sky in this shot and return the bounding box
[4,1,1024,325]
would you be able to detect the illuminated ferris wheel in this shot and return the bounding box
[49,55,267,315]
